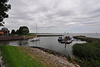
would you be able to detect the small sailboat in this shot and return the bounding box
[31,36,40,41]
[30,24,40,41]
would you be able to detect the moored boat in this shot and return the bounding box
[58,37,63,41]
[58,36,74,44]
[30,36,40,41]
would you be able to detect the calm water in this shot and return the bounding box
[0,36,86,57]
[0,33,99,57]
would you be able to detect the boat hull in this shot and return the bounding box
[60,40,72,44]
[30,37,40,41]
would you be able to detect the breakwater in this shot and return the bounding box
[0,36,33,41]
[30,46,79,64]
[73,36,100,43]
[30,46,67,57]
[0,36,24,41]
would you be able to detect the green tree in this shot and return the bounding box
[11,29,16,34]
[0,0,11,24]
[16,29,20,35]
[19,26,29,35]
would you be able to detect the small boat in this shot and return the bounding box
[58,37,63,41]
[58,36,74,44]
[30,37,40,41]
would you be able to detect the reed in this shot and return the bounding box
[73,42,100,67]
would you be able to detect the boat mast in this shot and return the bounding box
[36,24,37,35]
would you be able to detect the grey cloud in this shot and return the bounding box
[5,0,100,33]
[56,10,74,17]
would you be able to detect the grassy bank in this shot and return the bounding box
[0,46,57,67]
[73,36,100,67]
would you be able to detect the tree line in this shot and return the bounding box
[11,26,29,35]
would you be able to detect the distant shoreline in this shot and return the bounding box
[37,35,63,37]
[73,36,100,43]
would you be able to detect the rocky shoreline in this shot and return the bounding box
[29,46,80,67]
[30,46,68,57]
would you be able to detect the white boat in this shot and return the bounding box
[31,37,40,41]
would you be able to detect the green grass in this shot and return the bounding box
[73,42,100,67]
[0,46,46,67]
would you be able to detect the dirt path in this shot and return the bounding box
[19,47,80,67]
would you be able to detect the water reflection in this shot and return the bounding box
[0,41,10,45]
[18,41,22,46]
[65,44,66,48]
[18,40,29,47]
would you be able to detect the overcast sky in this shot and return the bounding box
[4,0,100,33]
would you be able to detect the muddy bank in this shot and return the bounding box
[73,36,100,43]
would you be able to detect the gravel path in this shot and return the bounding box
[20,47,80,67]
